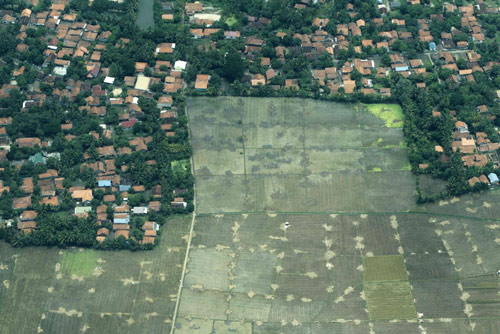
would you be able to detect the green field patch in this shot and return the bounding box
[171,159,189,173]
[362,104,404,128]
[363,255,408,282]
[225,16,238,27]
[364,281,416,320]
[61,249,98,278]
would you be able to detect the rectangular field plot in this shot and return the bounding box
[240,97,304,125]
[187,97,243,124]
[195,175,247,213]
[411,280,465,318]
[189,123,243,150]
[364,281,416,320]
[405,253,458,281]
[245,148,304,175]
[363,255,408,282]
[361,148,410,172]
[187,97,415,214]
[193,148,244,175]
[245,174,308,212]
[244,124,303,149]
[305,149,364,174]
[304,125,362,148]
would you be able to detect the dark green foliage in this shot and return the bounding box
[221,50,245,83]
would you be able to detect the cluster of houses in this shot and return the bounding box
[0,3,194,244]
[431,119,500,171]
[174,0,500,97]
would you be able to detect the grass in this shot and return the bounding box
[362,103,404,128]
[364,281,417,320]
[61,249,98,277]
[225,16,237,27]
[172,159,189,173]
[363,255,408,282]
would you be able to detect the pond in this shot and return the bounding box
[136,0,154,29]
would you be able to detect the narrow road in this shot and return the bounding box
[169,207,196,334]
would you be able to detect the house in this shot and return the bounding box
[488,173,499,185]
[185,2,203,15]
[113,213,130,224]
[132,207,148,214]
[468,176,480,187]
[18,212,37,232]
[71,189,93,203]
[29,153,45,165]
[98,146,116,157]
[74,206,92,216]
[103,194,116,202]
[120,119,137,130]
[40,196,58,206]
[224,31,240,39]
[455,121,469,133]
[143,221,159,231]
[13,196,31,210]
[477,105,488,113]
[119,185,131,192]
[171,197,187,208]
[20,210,37,221]
[16,137,41,148]
[148,201,161,212]
[157,96,173,108]
[98,180,112,187]
[174,60,187,71]
[114,229,130,239]
[251,74,266,86]
[162,14,174,21]
[96,227,109,242]
[2,14,15,24]
[195,74,210,91]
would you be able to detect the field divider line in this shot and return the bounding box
[170,210,196,334]
[195,210,500,223]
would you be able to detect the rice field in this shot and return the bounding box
[177,97,500,333]
[0,216,190,334]
[3,98,500,333]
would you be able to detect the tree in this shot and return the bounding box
[221,50,245,83]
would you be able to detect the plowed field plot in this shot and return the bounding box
[178,98,500,333]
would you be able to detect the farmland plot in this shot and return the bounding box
[0,216,190,334]
[187,97,415,214]
[180,97,500,333]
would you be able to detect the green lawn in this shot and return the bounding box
[362,103,404,128]
[225,16,238,27]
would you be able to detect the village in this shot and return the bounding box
[0,0,500,244]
